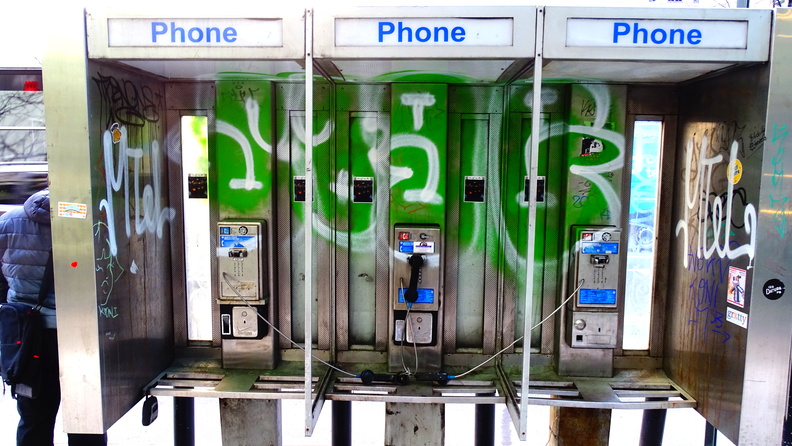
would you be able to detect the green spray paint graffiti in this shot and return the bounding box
[390,84,448,225]
[216,81,275,214]
[212,75,627,349]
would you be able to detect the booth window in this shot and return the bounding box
[0,81,47,211]
[623,120,662,350]
[181,115,212,341]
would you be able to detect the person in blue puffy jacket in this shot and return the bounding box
[0,189,106,446]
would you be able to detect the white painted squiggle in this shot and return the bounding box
[292,116,333,147]
[391,133,443,204]
[245,96,273,153]
[216,120,264,190]
[401,93,436,131]
[675,137,756,268]
[334,169,350,202]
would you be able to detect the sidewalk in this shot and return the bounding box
[1,391,536,445]
[1,389,732,445]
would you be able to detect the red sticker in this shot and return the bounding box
[70,262,78,268]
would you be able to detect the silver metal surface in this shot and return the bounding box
[625,86,678,360]
[164,81,217,347]
[44,5,104,433]
[738,8,792,445]
[47,6,177,431]
[517,7,544,440]
[145,358,696,411]
[665,61,770,442]
[540,60,733,84]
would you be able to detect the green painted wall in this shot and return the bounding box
[215,80,274,218]
[562,84,627,231]
[209,78,627,354]
[389,83,448,228]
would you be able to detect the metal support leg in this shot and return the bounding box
[474,404,495,446]
[704,421,717,446]
[174,397,195,446]
[332,401,352,446]
[638,408,667,446]
[639,398,667,446]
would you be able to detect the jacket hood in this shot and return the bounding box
[23,189,51,225]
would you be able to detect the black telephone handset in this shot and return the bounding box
[404,254,424,303]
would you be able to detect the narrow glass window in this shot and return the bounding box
[623,120,662,350]
[181,115,211,341]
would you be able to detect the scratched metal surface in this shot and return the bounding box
[52,58,177,432]
[665,63,770,443]
[739,9,792,445]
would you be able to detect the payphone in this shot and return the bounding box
[217,220,270,368]
[389,225,443,372]
[566,226,622,349]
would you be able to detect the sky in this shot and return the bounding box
[0,0,773,68]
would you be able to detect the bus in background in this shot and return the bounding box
[0,70,47,214]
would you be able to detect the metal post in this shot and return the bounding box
[474,404,495,446]
[638,409,666,446]
[174,397,195,446]
[704,421,717,446]
[639,397,667,446]
[304,7,316,437]
[332,401,352,446]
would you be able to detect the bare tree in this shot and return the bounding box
[0,91,46,162]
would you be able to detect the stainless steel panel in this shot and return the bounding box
[44,6,104,433]
[47,9,176,429]
[165,81,216,348]
[89,61,175,431]
[274,83,332,350]
[665,63,770,443]
[738,9,792,445]
[626,86,679,360]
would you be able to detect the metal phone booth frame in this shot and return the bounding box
[539,6,779,446]
[43,4,306,441]
[40,3,792,446]
[312,6,539,442]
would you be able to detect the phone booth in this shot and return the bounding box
[41,3,792,445]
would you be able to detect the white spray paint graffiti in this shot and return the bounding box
[98,125,176,256]
[390,92,443,205]
[216,120,264,190]
[568,84,625,222]
[401,93,436,131]
[391,134,444,205]
[675,136,757,268]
